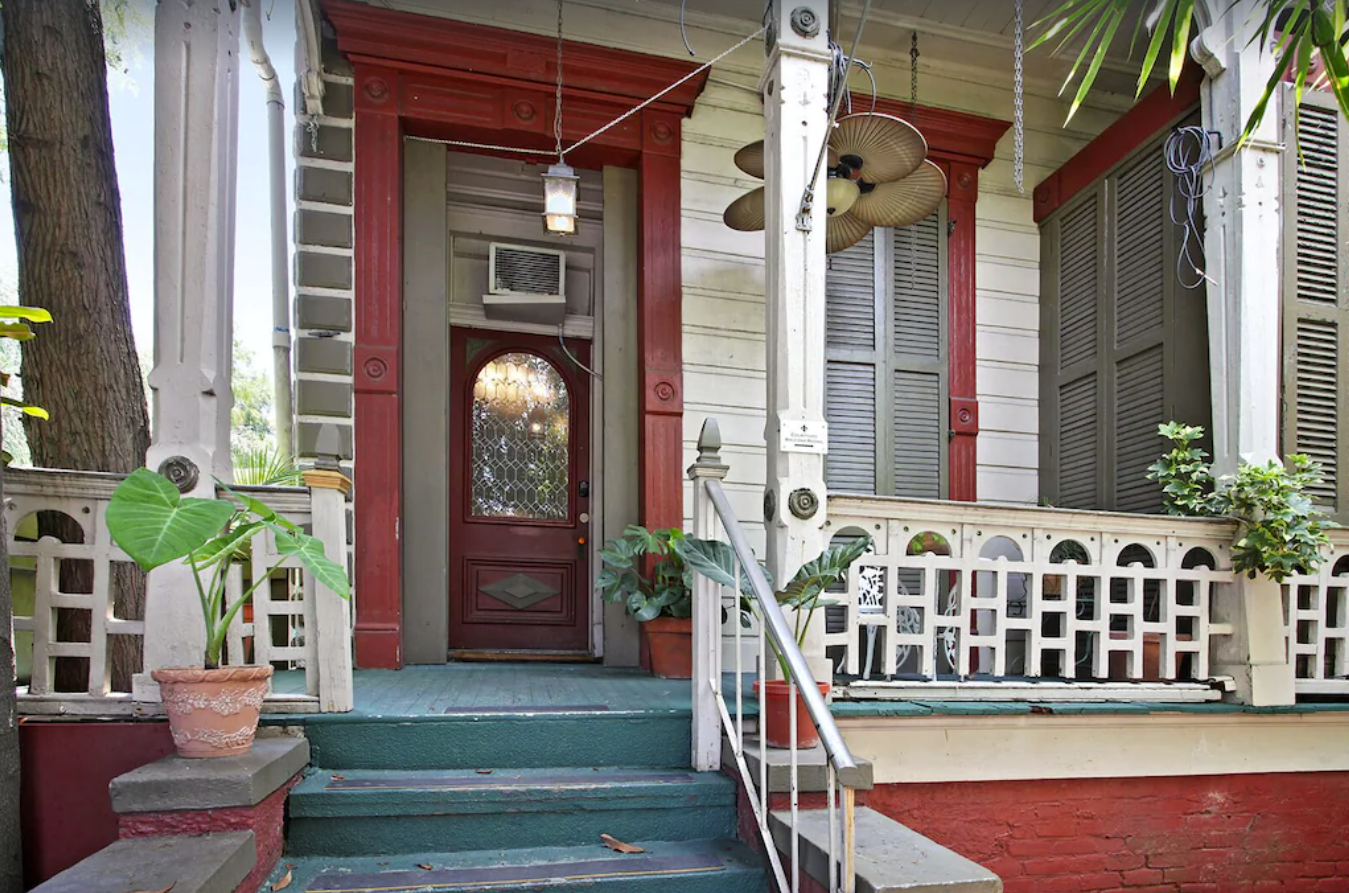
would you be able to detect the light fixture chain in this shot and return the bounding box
[1013,0,1025,194]
[910,30,919,109]
[555,0,565,162]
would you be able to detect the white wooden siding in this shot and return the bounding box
[373,0,1132,527]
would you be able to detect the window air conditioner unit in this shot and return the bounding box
[483,243,567,325]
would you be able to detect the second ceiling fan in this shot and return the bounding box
[723,112,947,253]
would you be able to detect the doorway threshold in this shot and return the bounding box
[448,649,598,663]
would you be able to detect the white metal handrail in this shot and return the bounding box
[688,418,857,893]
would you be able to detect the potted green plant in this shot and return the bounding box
[596,526,694,678]
[106,467,350,758]
[682,535,870,749]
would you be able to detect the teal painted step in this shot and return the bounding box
[287,768,737,857]
[297,711,691,771]
[270,839,767,892]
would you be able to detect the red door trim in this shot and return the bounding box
[870,99,1010,503]
[326,2,705,667]
[1033,66,1203,223]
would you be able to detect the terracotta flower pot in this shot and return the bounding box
[754,679,831,750]
[642,616,692,679]
[152,665,273,758]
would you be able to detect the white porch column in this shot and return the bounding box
[1194,0,1283,475]
[1193,1,1295,706]
[762,0,833,681]
[135,0,241,700]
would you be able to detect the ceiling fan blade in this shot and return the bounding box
[829,113,927,185]
[723,187,766,231]
[734,141,765,179]
[826,212,872,254]
[850,161,948,229]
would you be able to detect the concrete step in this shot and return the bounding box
[300,709,691,771]
[31,832,255,893]
[287,767,738,856]
[269,839,767,892]
[770,806,1003,893]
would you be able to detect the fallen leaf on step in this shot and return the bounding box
[475,769,493,775]
[330,774,345,780]
[272,870,293,891]
[416,864,434,871]
[600,834,644,854]
[129,885,174,893]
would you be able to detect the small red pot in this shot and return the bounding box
[754,679,831,749]
[642,616,692,679]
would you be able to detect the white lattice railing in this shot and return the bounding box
[826,495,1244,701]
[1283,529,1349,695]
[7,467,353,716]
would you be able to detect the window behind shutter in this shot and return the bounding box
[826,233,879,493]
[1282,88,1349,517]
[1040,120,1209,512]
[825,211,948,498]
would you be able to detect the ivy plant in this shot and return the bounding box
[1147,422,1334,582]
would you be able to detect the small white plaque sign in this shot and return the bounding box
[779,419,828,454]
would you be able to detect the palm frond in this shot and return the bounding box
[231,443,303,487]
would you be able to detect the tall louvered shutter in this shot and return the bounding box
[825,233,879,493]
[1112,149,1168,513]
[824,211,949,498]
[1053,194,1103,508]
[1040,120,1209,512]
[890,212,948,498]
[1282,88,1349,518]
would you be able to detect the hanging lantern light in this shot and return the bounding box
[542,162,579,235]
[825,175,860,217]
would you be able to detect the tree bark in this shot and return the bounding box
[0,456,22,893]
[2,0,150,690]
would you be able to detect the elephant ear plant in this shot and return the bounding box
[106,467,350,668]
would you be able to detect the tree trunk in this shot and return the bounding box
[2,0,150,690]
[0,456,22,893]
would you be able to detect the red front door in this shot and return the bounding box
[449,329,592,654]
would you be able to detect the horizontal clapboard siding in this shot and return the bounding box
[1282,87,1349,518]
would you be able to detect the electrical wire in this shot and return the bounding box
[681,0,696,56]
[800,0,874,225]
[559,324,602,380]
[1164,125,1216,290]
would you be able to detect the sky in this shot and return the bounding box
[0,0,300,378]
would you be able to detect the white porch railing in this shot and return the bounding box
[826,494,1242,701]
[7,466,353,716]
[1283,529,1349,696]
[689,420,860,893]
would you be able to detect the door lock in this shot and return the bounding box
[578,480,590,498]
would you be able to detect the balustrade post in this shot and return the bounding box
[305,429,354,713]
[689,419,729,771]
[1211,575,1295,706]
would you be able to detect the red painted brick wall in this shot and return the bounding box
[867,773,1349,893]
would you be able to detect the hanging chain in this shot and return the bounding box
[909,30,919,109]
[554,0,565,162]
[1013,0,1026,194]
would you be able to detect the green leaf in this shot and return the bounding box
[106,468,236,571]
[192,519,265,568]
[2,396,47,419]
[0,322,34,341]
[273,529,350,599]
[0,305,52,323]
[221,483,300,532]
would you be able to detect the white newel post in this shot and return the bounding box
[305,450,354,713]
[1193,0,1295,706]
[135,0,242,701]
[689,420,729,771]
[761,0,833,681]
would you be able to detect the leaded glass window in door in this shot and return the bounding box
[470,352,571,520]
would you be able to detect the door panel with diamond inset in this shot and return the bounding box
[450,329,591,653]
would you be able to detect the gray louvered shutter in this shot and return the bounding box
[1048,191,1104,508]
[1112,149,1168,513]
[826,233,879,493]
[889,211,948,499]
[1282,87,1349,518]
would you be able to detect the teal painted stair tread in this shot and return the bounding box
[272,839,767,893]
[294,711,692,771]
[286,768,737,856]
